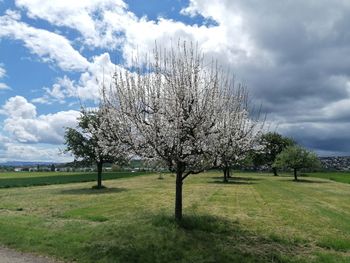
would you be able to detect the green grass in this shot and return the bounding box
[0,171,349,262]
[303,171,350,184]
[0,171,147,188]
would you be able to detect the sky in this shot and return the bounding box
[0,0,350,162]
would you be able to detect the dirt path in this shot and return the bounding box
[0,246,61,263]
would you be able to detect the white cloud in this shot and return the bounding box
[18,0,256,102]
[0,83,10,90]
[0,10,89,71]
[0,143,73,163]
[15,0,130,49]
[31,96,51,105]
[0,64,10,90]
[1,95,37,118]
[37,53,120,103]
[0,64,5,78]
[1,96,79,144]
[13,0,255,67]
[32,76,77,104]
[76,53,118,100]
[0,134,11,151]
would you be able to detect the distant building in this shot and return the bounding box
[320,156,350,171]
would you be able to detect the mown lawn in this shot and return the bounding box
[303,171,350,184]
[0,171,147,188]
[0,171,349,262]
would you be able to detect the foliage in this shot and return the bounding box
[64,108,127,188]
[65,108,117,164]
[252,132,295,175]
[274,145,321,180]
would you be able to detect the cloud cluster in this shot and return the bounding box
[180,0,350,155]
[34,53,119,104]
[0,142,73,163]
[15,0,129,49]
[1,0,350,157]
[1,96,79,144]
[0,96,80,162]
[0,10,89,71]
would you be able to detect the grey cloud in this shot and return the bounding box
[186,0,350,155]
[280,122,350,155]
[2,0,350,156]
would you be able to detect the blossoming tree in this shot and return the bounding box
[103,41,262,220]
[65,106,127,189]
[213,85,263,182]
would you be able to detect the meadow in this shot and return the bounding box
[303,171,350,184]
[0,171,147,188]
[0,171,349,262]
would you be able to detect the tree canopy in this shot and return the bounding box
[64,107,127,188]
[102,41,262,220]
[274,145,321,181]
[253,132,295,175]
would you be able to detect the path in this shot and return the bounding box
[0,246,61,263]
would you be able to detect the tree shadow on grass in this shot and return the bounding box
[208,180,255,185]
[85,213,311,263]
[58,187,127,195]
[281,178,328,184]
[210,176,262,181]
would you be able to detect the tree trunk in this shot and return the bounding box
[227,167,232,178]
[294,168,298,181]
[272,167,278,176]
[223,167,228,183]
[175,162,186,221]
[175,169,183,221]
[97,161,103,188]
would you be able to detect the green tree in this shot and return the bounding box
[64,108,126,189]
[273,145,321,181]
[253,132,295,176]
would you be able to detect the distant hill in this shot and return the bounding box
[0,161,60,167]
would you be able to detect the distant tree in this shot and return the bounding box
[273,145,321,181]
[212,86,263,183]
[253,132,295,176]
[111,164,121,172]
[64,107,127,189]
[50,164,55,172]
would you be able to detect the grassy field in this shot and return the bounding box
[0,171,147,188]
[0,171,349,262]
[303,171,350,184]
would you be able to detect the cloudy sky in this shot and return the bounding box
[0,0,350,162]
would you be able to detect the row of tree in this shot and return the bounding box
[65,41,320,221]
